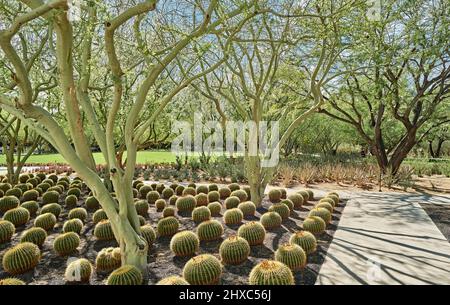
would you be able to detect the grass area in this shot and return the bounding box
[0,150,177,165]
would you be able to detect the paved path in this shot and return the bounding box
[316,192,450,284]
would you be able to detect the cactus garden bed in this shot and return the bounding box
[0,173,346,285]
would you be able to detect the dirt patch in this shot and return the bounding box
[0,186,347,285]
[420,203,450,242]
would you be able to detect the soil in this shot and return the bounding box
[0,184,347,285]
[419,203,450,242]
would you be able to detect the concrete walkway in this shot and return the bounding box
[316,192,450,285]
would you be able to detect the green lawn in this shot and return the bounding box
[0,150,177,165]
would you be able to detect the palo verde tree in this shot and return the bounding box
[0,0,260,275]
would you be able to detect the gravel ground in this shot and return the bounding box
[420,203,450,242]
[0,186,347,285]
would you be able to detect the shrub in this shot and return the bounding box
[219,187,231,200]
[65,258,92,283]
[162,206,176,218]
[182,254,222,285]
[268,189,282,203]
[41,203,61,217]
[146,191,160,204]
[219,235,250,265]
[224,196,240,209]
[196,185,209,194]
[141,225,156,248]
[248,260,294,285]
[192,206,211,223]
[157,216,179,236]
[237,221,266,246]
[42,191,59,205]
[3,207,30,227]
[176,195,196,212]
[85,196,100,210]
[170,231,199,256]
[289,231,317,254]
[22,190,39,202]
[34,212,57,231]
[260,212,282,230]
[68,207,88,222]
[20,227,47,247]
[197,220,223,241]
[223,208,243,225]
[268,203,290,220]
[207,201,222,216]
[94,220,115,241]
[155,199,166,211]
[65,195,78,209]
[107,265,143,285]
[308,207,332,224]
[288,194,304,209]
[135,200,149,216]
[63,219,84,234]
[96,247,121,272]
[0,220,15,244]
[53,232,80,256]
[93,209,108,224]
[195,193,208,206]
[2,242,40,275]
[275,244,307,271]
[280,199,294,212]
[156,276,189,285]
[182,187,196,196]
[0,196,20,213]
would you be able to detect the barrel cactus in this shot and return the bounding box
[289,231,317,254]
[154,199,165,211]
[162,206,176,218]
[85,196,100,211]
[139,185,152,199]
[2,242,41,275]
[230,190,247,203]
[237,221,266,246]
[162,188,174,199]
[20,227,47,247]
[22,190,39,202]
[107,265,143,285]
[65,195,78,209]
[176,195,196,212]
[65,258,93,283]
[280,199,294,212]
[238,201,256,217]
[141,225,156,248]
[219,187,231,200]
[93,209,108,224]
[195,193,208,206]
[268,203,290,220]
[48,185,63,194]
[326,194,339,206]
[156,184,166,194]
[268,189,282,203]
[0,196,20,213]
[182,187,196,196]
[135,200,149,216]
[146,190,160,204]
[280,188,287,199]
[157,276,189,285]
[305,189,314,200]
[219,235,250,265]
[42,190,59,204]
[0,189,3,198]
[207,191,220,203]
[0,220,15,244]
[249,260,294,285]
[94,220,115,240]
[53,232,80,256]
[288,194,304,209]
[228,183,240,192]
[260,212,282,230]
[169,195,178,206]
[157,216,179,236]
[3,207,30,227]
[224,196,240,209]
[275,243,307,271]
[192,206,211,223]
[196,185,209,195]
[42,198,62,215]
[170,231,200,256]
[0,278,25,285]
[34,212,57,231]
[319,197,335,208]
[0,182,12,193]
[68,207,88,222]
[297,190,309,203]
[309,207,332,223]
[207,201,222,216]
[6,188,22,198]
[197,220,223,241]
[223,208,243,225]
[96,247,121,272]
[182,254,222,285]
[63,218,84,234]
[175,185,185,196]
[303,216,326,234]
